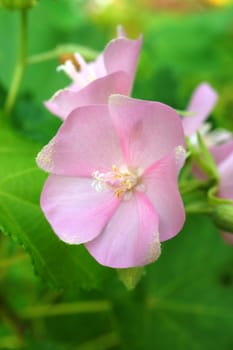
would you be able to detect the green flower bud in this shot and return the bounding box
[213,204,233,233]
[0,0,37,10]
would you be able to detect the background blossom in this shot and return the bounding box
[45,27,142,120]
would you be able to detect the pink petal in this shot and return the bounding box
[183,83,218,136]
[221,231,233,245]
[210,140,233,165]
[57,53,106,88]
[218,152,233,200]
[86,192,161,268]
[143,153,185,241]
[44,72,131,120]
[109,95,185,170]
[174,145,186,172]
[104,36,142,95]
[41,175,120,244]
[73,53,106,84]
[87,53,106,77]
[37,105,123,177]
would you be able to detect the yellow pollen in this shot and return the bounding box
[92,164,141,199]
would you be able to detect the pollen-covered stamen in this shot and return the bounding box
[57,60,86,87]
[92,165,142,198]
[190,122,232,148]
[74,53,97,83]
[57,53,97,87]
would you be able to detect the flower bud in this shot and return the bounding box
[212,204,233,233]
[0,0,37,10]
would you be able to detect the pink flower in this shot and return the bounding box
[182,83,233,243]
[183,82,232,147]
[45,27,142,120]
[182,82,218,139]
[37,95,186,268]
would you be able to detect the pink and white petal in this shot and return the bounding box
[210,140,233,165]
[218,152,233,199]
[175,145,186,171]
[143,153,185,241]
[44,72,131,120]
[109,95,185,170]
[41,175,120,244]
[44,89,72,120]
[104,36,142,94]
[87,54,106,78]
[72,53,106,84]
[86,192,161,268]
[36,104,123,177]
[183,83,218,137]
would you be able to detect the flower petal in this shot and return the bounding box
[41,175,120,244]
[109,95,185,170]
[36,104,123,177]
[45,72,131,120]
[143,153,185,241]
[210,140,233,165]
[86,193,161,268]
[183,83,218,136]
[73,52,106,83]
[104,36,142,94]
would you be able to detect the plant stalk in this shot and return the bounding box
[20,300,112,319]
[4,10,28,118]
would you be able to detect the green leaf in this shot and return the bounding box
[0,120,111,293]
[12,93,61,144]
[110,215,233,350]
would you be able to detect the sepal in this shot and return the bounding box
[117,267,145,290]
[213,204,233,233]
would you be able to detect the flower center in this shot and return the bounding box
[92,165,143,199]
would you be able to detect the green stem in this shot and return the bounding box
[27,44,99,65]
[4,10,28,118]
[186,136,218,181]
[20,300,112,319]
[196,132,219,179]
[179,179,211,195]
[208,186,233,206]
[185,204,212,215]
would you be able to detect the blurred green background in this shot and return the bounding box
[1,0,233,349]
